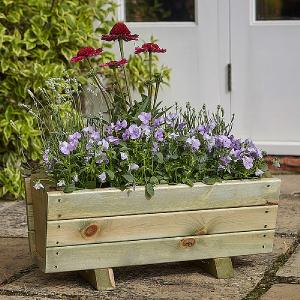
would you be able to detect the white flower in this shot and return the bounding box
[57,180,65,187]
[120,152,128,160]
[73,174,79,183]
[33,181,44,190]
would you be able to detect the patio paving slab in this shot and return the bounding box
[276,175,300,196]
[0,236,295,300]
[276,245,300,281]
[260,284,300,300]
[0,238,32,284]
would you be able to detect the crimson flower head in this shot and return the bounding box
[101,22,139,42]
[99,58,128,69]
[70,47,103,62]
[135,43,166,54]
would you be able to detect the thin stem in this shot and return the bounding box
[153,78,161,110]
[148,52,153,107]
[118,39,132,106]
[87,59,112,121]
[113,68,127,110]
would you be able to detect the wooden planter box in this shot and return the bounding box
[25,177,280,290]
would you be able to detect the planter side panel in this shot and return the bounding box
[46,205,278,247]
[47,178,280,220]
[45,229,275,273]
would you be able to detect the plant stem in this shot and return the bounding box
[153,77,161,110]
[148,51,153,107]
[113,68,127,110]
[118,39,132,107]
[87,59,112,121]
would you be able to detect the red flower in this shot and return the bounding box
[99,58,128,69]
[135,43,166,54]
[101,22,139,42]
[70,47,103,62]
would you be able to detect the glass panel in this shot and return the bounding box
[125,0,195,22]
[256,0,300,21]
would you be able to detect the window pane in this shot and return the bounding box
[256,0,300,21]
[125,0,195,22]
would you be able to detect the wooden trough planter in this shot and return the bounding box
[25,177,280,290]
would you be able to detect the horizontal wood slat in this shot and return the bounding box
[46,205,278,247]
[45,230,275,273]
[47,178,280,220]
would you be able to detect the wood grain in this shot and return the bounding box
[47,178,280,220]
[45,229,275,273]
[79,268,115,290]
[46,205,278,247]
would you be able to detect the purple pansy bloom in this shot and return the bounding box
[82,125,95,134]
[141,124,151,137]
[154,128,164,142]
[138,112,151,125]
[106,136,120,145]
[220,156,232,166]
[43,148,50,164]
[152,142,159,154]
[255,169,264,176]
[122,129,130,141]
[106,123,115,134]
[186,136,201,151]
[153,116,164,127]
[130,163,139,171]
[98,172,107,182]
[178,122,186,130]
[215,135,232,148]
[90,130,100,141]
[115,119,128,131]
[59,141,71,155]
[98,139,109,150]
[68,132,81,142]
[169,132,179,139]
[128,124,142,140]
[242,156,254,170]
[120,152,128,160]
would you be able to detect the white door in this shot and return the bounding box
[118,0,231,113]
[230,0,300,155]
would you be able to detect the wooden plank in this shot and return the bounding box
[27,204,35,230]
[31,180,48,259]
[28,230,37,256]
[79,268,115,290]
[45,229,275,273]
[47,178,280,220]
[46,205,278,247]
[24,177,33,204]
[199,257,234,279]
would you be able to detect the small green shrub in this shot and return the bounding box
[0,0,118,199]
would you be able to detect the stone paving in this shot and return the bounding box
[0,175,299,300]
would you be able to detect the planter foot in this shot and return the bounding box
[79,268,116,290]
[199,257,234,279]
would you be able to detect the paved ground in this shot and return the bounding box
[0,175,299,300]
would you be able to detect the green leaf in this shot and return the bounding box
[123,174,134,183]
[156,152,164,163]
[145,183,154,199]
[150,176,159,184]
[63,184,76,193]
[202,177,221,185]
[106,170,115,180]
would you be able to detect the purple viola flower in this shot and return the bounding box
[215,135,232,149]
[206,136,215,152]
[230,136,242,150]
[106,123,115,134]
[128,124,142,140]
[90,130,100,141]
[152,142,159,154]
[120,152,128,160]
[154,128,164,142]
[59,141,71,155]
[220,155,232,166]
[82,125,95,134]
[98,139,109,150]
[115,119,128,131]
[85,139,94,150]
[186,136,201,151]
[153,116,164,127]
[107,136,120,145]
[130,163,139,171]
[98,172,107,182]
[43,148,50,164]
[242,156,254,170]
[230,148,243,160]
[96,152,109,164]
[178,122,185,130]
[138,112,152,125]
[255,169,264,176]
[122,129,130,141]
[248,146,263,159]
[68,140,79,152]
[68,132,81,142]
[141,124,151,137]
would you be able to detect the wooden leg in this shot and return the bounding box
[199,257,234,279]
[79,268,116,290]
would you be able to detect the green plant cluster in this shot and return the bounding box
[0,0,118,199]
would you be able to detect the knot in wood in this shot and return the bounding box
[180,238,196,248]
[81,224,99,238]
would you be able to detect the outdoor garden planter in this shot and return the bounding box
[25,177,280,290]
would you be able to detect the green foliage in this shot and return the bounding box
[0,0,118,199]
